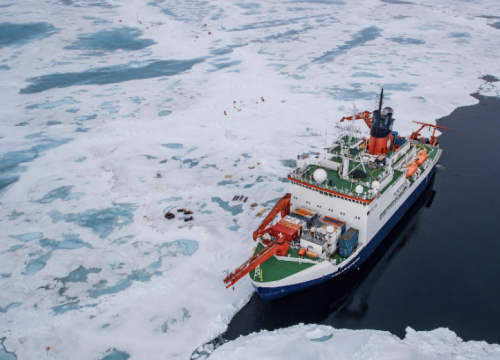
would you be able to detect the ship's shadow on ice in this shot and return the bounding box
[223,173,437,340]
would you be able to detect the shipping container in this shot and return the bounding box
[395,137,405,146]
[306,251,318,259]
[339,244,356,258]
[283,215,306,230]
[322,216,346,233]
[288,212,312,227]
[269,223,300,242]
[339,228,359,249]
[294,206,317,219]
[277,219,302,234]
[300,238,323,255]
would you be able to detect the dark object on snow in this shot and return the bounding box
[165,212,175,219]
[233,195,238,201]
[184,210,193,215]
[177,208,186,212]
[184,216,194,222]
[244,197,248,203]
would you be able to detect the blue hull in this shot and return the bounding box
[254,165,437,301]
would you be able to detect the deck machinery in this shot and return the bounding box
[223,90,448,301]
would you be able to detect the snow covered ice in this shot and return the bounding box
[0,0,499,359]
[209,324,500,360]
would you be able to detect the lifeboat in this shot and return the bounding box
[406,161,418,178]
[416,150,428,166]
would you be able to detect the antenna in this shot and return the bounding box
[378,88,384,112]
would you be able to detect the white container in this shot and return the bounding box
[300,238,323,254]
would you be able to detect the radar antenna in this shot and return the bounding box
[378,88,384,112]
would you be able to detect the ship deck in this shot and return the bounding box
[249,242,351,283]
[293,141,439,198]
[249,242,319,283]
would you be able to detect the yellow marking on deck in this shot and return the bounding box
[261,269,263,282]
[371,169,378,180]
[417,144,427,153]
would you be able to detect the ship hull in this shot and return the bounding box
[253,164,437,301]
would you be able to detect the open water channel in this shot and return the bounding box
[223,93,500,345]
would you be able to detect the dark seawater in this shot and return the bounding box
[224,94,500,344]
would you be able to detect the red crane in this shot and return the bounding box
[252,193,292,241]
[223,240,289,288]
[223,193,293,288]
[409,121,450,146]
[340,110,373,129]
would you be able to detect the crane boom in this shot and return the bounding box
[223,241,290,288]
[252,193,292,241]
[410,121,450,146]
[340,110,373,129]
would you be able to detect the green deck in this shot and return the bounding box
[296,140,438,199]
[249,242,319,283]
[248,242,353,283]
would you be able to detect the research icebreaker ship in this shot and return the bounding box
[224,90,448,301]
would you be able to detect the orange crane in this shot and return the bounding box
[223,193,293,288]
[252,193,292,241]
[223,239,289,288]
[340,110,373,129]
[409,121,450,146]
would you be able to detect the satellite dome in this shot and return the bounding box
[372,181,380,190]
[313,168,328,184]
[382,107,393,116]
[355,185,364,194]
[326,226,334,234]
